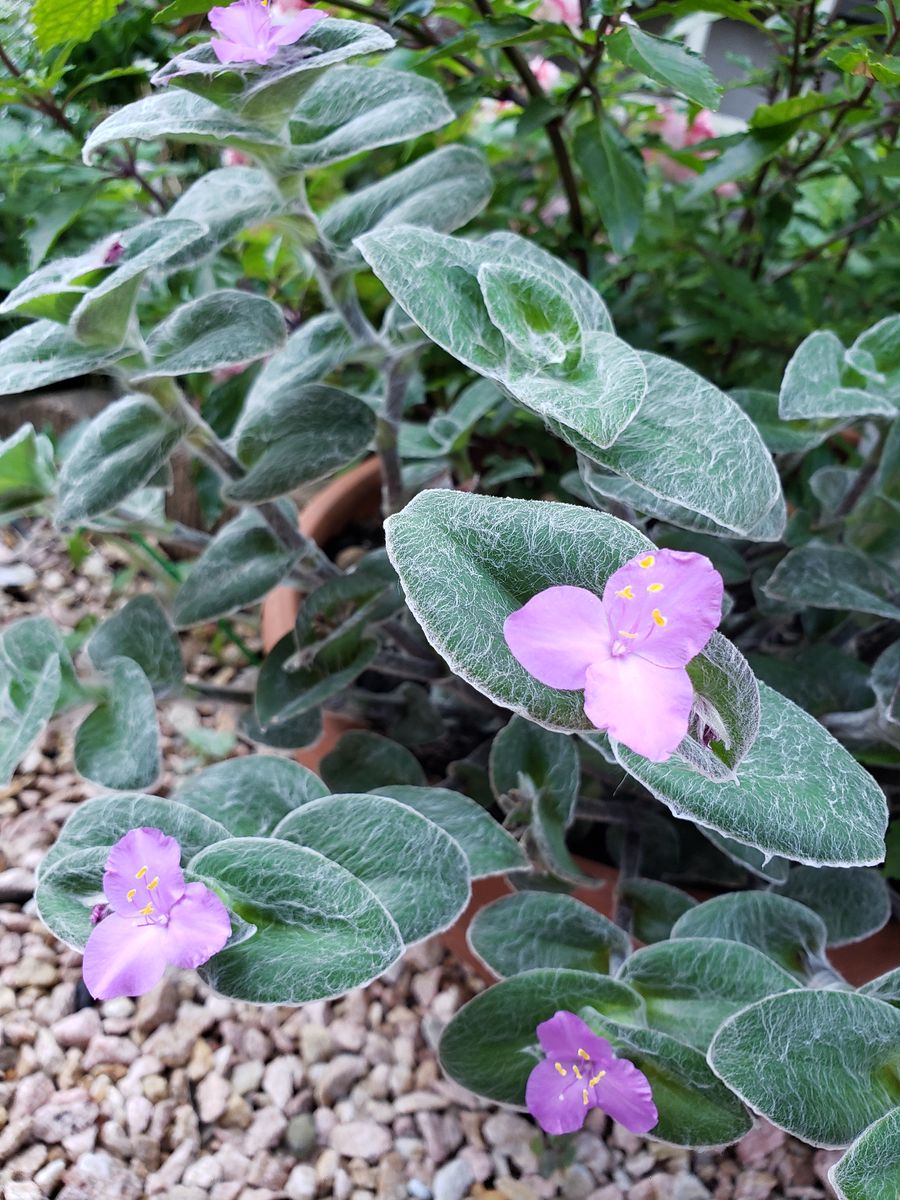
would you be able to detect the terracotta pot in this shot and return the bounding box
[261,458,899,987]
[260,457,383,772]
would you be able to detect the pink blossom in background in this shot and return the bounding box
[529,55,562,90]
[212,362,251,383]
[535,0,581,27]
[504,548,723,761]
[644,103,738,196]
[208,0,326,65]
[222,148,252,167]
[527,1011,658,1136]
[82,828,231,1000]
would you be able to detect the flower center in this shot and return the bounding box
[553,1048,607,1105]
[125,864,162,920]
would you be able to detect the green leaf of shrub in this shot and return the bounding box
[0,425,55,517]
[607,27,722,109]
[32,0,121,52]
[776,866,891,946]
[74,658,160,791]
[708,990,900,1147]
[574,118,648,254]
[0,320,125,396]
[191,837,403,1002]
[255,629,378,725]
[165,168,285,267]
[137,290,285,378]
[779,330,895,421]
[620,878,697,944]
[763,544,900,621]
[175,755,329,838]
[0,652,60,786]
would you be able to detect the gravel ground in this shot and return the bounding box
[0,525,839,1200]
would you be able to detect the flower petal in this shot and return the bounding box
[584,656,693,761]
[82,914,169,1000]
[535,1010,614,1065]
[602,549,723,668]
[103,827,184,917]
[163,882,232,970]
[526,1057,592,1135]
[504,586,611,690]
[211,37,264,62]
[270,8,326,43]
[592,1055,658,1134]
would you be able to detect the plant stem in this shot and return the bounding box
[767,199,900,283]
[612,825,642,939]
[377,358,410,516]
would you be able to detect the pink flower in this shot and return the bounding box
[526,1011,658,1135]
[504,548,723,761]
[535,0,581,27]
[644,103,738,195]
[82,828,231,1000]
[208,0,326,66]
[529,55,561,90]
[272,0,312,10]
[222,148,252,167]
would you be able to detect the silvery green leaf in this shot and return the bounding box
[320,145,492,256]
[227,384,374,503]
[399,379,502,460]
[0,320,126,396]
[40,792,230,881]
[606,26,722,109]
[615,683,888,868]
[0,617,83,716]
[619,878,697,944]
[82,91,285,164]
[0,246,106,323]
[255,629,378,725]
[489,715,590,883]
[578,457,786,543]
[234,314,353,460]
[286,67,454,169]
[70,219,207,348]
[871,641,900,724]
[74,658,160,791]
[849,315,900,403]
[469,892,630,977]
[478,260,583,366]
[579,352,783,539]
[175,756,329,839]
[708,990,900,1147]
[749,645,875,719]
[173,509,299,627]
[617,937,798,1051]
[679,633,760,781]
[439,968,646,1105]
[0,424,55,518]
[584,1010,752,1147]
[828,1109,900,1200]
[191,837,403,1003]
[776,866,891,947]
[671,892,830,980]
[320,731,425,793]
[372,784,527,878]
[731,388,833,453]
[34,847,107,950]
[763,544,900,621]
[699,828,789,884]
[88,595,182,694]
[238,703,323,750]
[0,652,60,786]
[138,290,286,378]
[809,465,858,514]
[860,968,900,1006]
[273,792,470,944]
[779,331,895,421]
[164,168,285,267]
[56,395,184,525]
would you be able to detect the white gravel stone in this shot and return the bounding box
[432,1155,476,1200]
[285,1163,318,1200]
[330,1120,392,1162]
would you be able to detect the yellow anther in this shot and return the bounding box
[136,866,148,879]
[554,1062,567,1077]
[615,585,635,600]
[652,608,667,628]
[647,582,664,593]
[618,630,639,639]
[126,888,137,902]
[577,1048,590,1060]
[582,1089,589,1106]
[589,1071,606,1087]
[572,1064,582,1080]
[638,555,655,569]
[147,877,159,890]
[138,903,154,916]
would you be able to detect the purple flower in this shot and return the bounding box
[82,827,231,1001]
[526,1011,658,1136]
[504,549,723,762]
[208,0,326,65]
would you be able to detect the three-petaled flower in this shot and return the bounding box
[208,0,326,66]
[504,548,723,761]
[82,827,231,1001]
[526,1011,657,1136]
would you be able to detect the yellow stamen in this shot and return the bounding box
[647,582,664,593]
[652,608,667,627]
[577,1048,590,1060]
[554,1062,567,1077]
[136,866,148,879]
[638,555,655,569]
[147,877,159,890]
[582,1089,589,1106]
[572,1064,582,1080]
[126,888,137,902]
[138,903,154,916]
[615,585,634,600]
[589,1071,606,1087]
[618,630,639,639]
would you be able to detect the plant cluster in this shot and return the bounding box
[0,0,898,1192]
